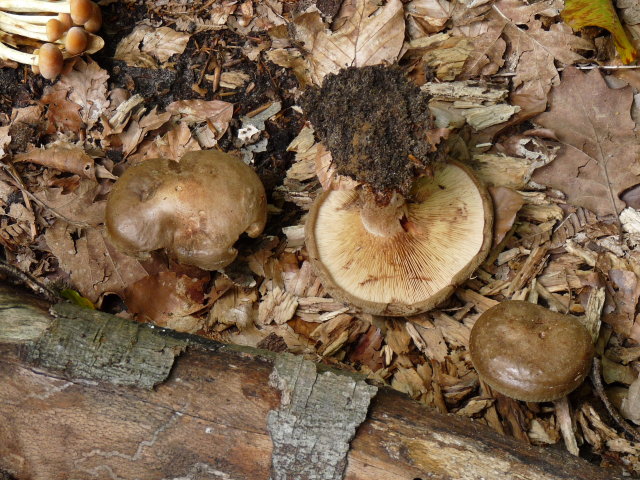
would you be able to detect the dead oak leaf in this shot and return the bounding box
[114,25,191,68]
[35,178,105,226]
[532,67,640,216]
[454,18,506,78]
[129,121,200,163]
[14,141,95,179]
[166,99,233,136]
[41,89,83,135]
[506,20,592,118]
[292,0,404,85]
[45,222,149,303]
[40,179,149,302]
[56,58,110,130]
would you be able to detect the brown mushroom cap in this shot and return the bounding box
[105,150,267,271]
[65,26,88,55]
[305,161,493,316]
[37,43,63,80]
[83,3,102,33]
[469,301,595,402]
[46,19,66,42]
[70,0,94,25]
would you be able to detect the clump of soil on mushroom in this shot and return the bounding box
[300,65,438,196]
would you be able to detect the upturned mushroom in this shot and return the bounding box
[469,301,595,402]
[105,150,267,271]
[306,161,493,316]
[302,65,493,315]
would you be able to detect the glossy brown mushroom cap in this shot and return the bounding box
[305,161,493,316]
[37,43,64,80]
[65,27,88,55]
[105,150,267,271]
[70,0,94,25]
[469,301,595,402]
[46,19,66,42]
[83,3,102,33]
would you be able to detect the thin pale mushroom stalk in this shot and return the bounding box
[0,0,101,78]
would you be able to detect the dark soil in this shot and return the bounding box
[300,65,439,196]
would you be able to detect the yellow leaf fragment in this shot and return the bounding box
[562,0,638,64]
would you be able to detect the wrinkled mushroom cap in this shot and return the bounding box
[305,161,493,316]
[469,301,595,402]
[105,150,267,271]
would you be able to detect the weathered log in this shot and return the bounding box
[0,284,625,480]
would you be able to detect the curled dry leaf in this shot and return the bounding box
[124,270,210,332]
[489,186,524,245]
[129,121,200,163]
[314,143,359,191]
[165,99,233,136]
[532,67,640,216]
[114,25,191,68]
[0,125,9,156]
[55,59,110,130]
[14,141,95,179]
[292,0,405,85]
[40,89,83,135]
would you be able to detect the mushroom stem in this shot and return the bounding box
[0,38,36,64]
[0,0,71,14]
[0,11,56,24]
[0,14,49,41]
[359,189,408,237]
[0,39,63,78]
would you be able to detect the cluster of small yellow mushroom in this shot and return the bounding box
[0,0,102,79]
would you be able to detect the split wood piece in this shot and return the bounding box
[0,285,625,480]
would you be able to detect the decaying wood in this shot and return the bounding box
[0,285,625,480]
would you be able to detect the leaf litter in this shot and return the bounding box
[1,0,640,475]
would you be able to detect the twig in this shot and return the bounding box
[0,259,58,303]
[571,64,640,70]
[591,357,640,442]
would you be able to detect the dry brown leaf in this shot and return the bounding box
[165,99,233,136]
[532,67,640,216]
[406,0,452,35]
[125,270,210,331]
[292,0,404,85]
[41,181,149,301]
[55,59,110,130]
[129,122,200,162]
[14,141,95,179]
[116,107,172,158]
[35,179,105,226]
[0,125,9,156]
[266,48,313,87]
[504,19,592,118]
[454,18,506,78]
[141,26,191,63]
[489,186,524,245]
[40,89,83,135]
[114,25,191,68]
[46,222,150,303]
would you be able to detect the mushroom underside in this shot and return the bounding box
[306,161,493,316]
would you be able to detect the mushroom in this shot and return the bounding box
[469,300,595,402]
[305,161,493,316]
[0,41,62,79]
[105,150,267,271]
[0,0,102,79]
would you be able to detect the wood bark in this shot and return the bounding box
[0,284,625,480]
